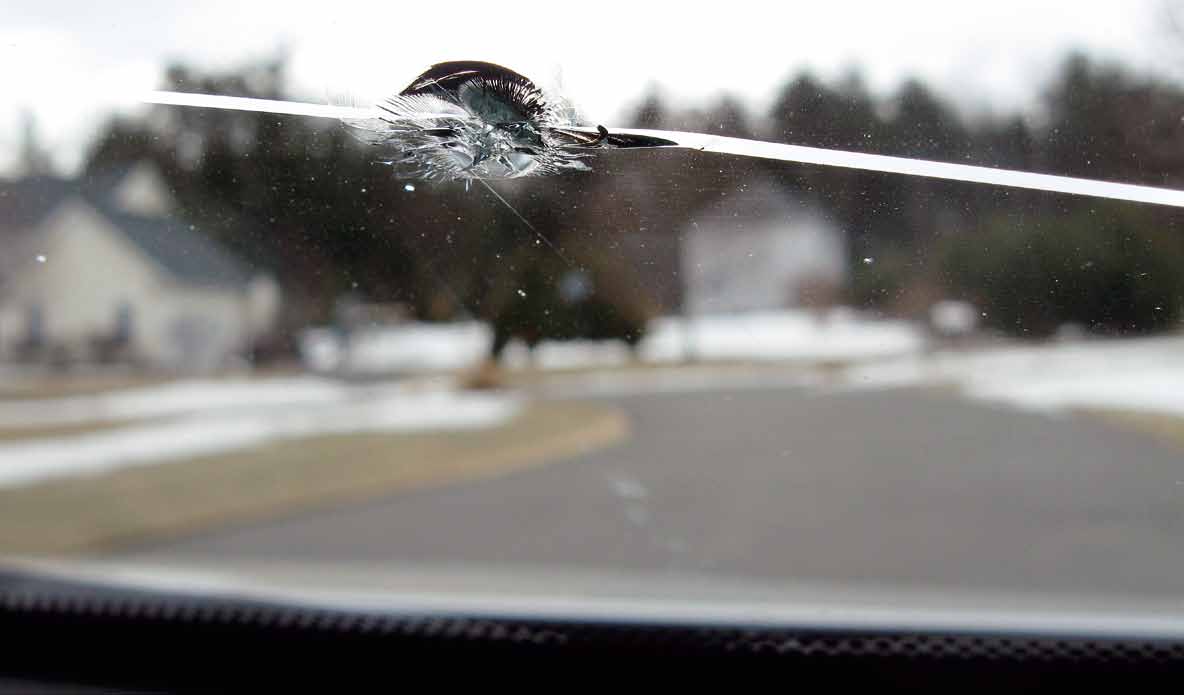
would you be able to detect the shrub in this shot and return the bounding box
[941,205,1184,337]
[485,248,656,360]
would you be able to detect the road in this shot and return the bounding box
[122,385,1184,597]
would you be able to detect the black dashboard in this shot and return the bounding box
[2,566,1183,691]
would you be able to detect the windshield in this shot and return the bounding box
[4,1,1184,617]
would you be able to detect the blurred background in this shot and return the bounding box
[3,1,1184,601]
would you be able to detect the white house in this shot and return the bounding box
[680,179,847,316]
[0,162,280,370]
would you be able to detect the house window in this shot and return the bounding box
[114,301,134,344]
[24,304,44,348]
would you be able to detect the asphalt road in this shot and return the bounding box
[123,386,1184,597]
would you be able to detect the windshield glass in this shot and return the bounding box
[4,1,1184,615]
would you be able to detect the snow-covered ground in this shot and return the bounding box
[641,309,923,364]
[301,324,491,373]
[0,377,346,428]
[0,379,520,488]
[4,308,1183,489]
[0,308,921,487]
[538,327,1184,414]
[840,334,1184,417]
[301,308,925,374]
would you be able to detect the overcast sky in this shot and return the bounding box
[0,0,1174,174]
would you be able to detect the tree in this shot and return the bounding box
[1041,54,1184,188]
[942,204,1184,337]
[627,87,670,130]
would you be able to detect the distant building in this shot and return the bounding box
[0,162,280,369]
[680,179,846,315]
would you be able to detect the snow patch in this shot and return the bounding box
[842,335,1184,417]
[301,310,926,375]
[643,310,923,363]
[0,381,520,488]
[0,377,346,428]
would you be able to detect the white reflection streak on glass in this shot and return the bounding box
[139,91,1184,208]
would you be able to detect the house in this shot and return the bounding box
[0,162,280,370]
[680,179,847,315]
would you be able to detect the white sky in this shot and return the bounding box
[0,0,1174,174]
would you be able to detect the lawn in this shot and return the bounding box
[0,372,168,400]
[0,400,627,556]
[1078,408,1184,451]
[0,420,143,441]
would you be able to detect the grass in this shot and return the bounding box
[0,373,167,400]
[0,420,141,442]
[459,356,861,390]
[1077,408,1184,450]
[0,365,305,401]
[0,401,629,556]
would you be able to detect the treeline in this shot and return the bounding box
[84,54,1184,341]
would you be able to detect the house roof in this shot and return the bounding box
[100,207,253,287]
[0,168,254,288]
[0,176,77,228]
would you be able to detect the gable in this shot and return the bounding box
[0,171,253,291]
[0,187,84,290]
[2,198,164,302]
[110,161,173,216]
